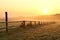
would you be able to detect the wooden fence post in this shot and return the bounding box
[30,21,32,27]
[23,21,25,27]
[34,21,36,26]
[38,21,40,25]
[5,12,8,33]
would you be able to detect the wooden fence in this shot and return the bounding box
[5,12,56,33]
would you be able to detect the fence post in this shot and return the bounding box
[5,12,8,33]
[38,21,40,25]
[23,21,25,27]
[34,21,36,26]
[30,21,32,27]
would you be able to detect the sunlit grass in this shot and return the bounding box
[0,21,60,40]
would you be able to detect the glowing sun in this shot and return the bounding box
[42,9,48,15]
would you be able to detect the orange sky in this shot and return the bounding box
[0,0,60,18]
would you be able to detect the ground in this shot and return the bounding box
[0,22,60,40]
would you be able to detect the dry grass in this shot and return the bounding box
[0,22,60,40]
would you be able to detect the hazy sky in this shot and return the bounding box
[0,0,60,18]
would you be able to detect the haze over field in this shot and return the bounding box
[0,14,60,22]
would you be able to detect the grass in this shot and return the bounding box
[0,21,60,40]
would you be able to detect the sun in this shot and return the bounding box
[42,9,48,15]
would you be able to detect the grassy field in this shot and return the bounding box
[0,21,60,40]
